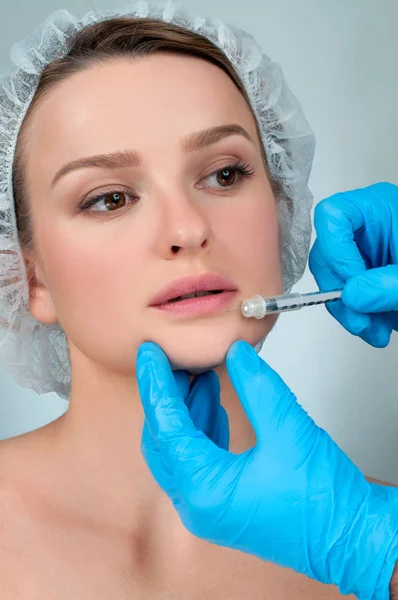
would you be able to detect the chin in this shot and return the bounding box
[148,319,273,373]
[167,344,228,373]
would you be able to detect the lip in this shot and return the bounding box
[149,273,238,316]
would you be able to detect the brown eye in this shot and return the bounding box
[80,188,136,213]
[199,162,255,191]
[216,168,238,187]
[104,192,127,211]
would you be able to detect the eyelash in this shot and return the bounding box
[78,160,255,213]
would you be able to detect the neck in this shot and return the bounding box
[40,348,255,533]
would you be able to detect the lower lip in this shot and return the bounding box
[150,290,238,316]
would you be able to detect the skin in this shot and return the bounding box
[0,52,370,598]
[24,54,283,462]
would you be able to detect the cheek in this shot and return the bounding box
[36,221,146,349]
[221,189,282,295]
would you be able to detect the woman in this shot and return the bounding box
[0,1,385,597]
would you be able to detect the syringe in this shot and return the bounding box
[237,289,342,319]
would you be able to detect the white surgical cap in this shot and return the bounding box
[0,0,315,400]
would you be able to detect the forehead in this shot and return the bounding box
[26,53,257,157]
[23,54,260,196]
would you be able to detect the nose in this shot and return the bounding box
[154,192,214,260]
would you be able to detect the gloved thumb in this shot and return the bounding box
[226,341,313,450]
[342,265,398,313]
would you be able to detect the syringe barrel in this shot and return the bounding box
[240,289,342,319]
[267,293,303,314]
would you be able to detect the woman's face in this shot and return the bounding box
[24,53,282,375]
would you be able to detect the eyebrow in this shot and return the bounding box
[50,123,254,189]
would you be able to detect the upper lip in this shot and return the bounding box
[149,273,238,306]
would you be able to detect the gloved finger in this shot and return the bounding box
[387,311,398,332]
[339,265,398,347]
[342,265,398,313]
[211,404,229,450]
[188,371,229,450]
[142,370,225,446]
[325,300,371,336]
[313,191,368,280]
[140,369,191,494]
[309,239,346,289]
[140,369,190,456]
[141,419,175,494]
[309,240,372,333]
[136,342,219,478]
[186,371,220,430]
[226,340,316,453]
[310,242,392,345]
[356,315,392,348]
[325,302,391,347]
[140,367,229,496]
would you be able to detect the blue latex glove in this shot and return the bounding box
[137,340,398,600]
[141,369,229,496]
[309,182,398,347]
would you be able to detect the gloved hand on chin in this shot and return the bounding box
[137,339,398,600]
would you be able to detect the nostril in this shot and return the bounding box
[171,246,180,254]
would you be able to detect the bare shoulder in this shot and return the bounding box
[0,425,54,527]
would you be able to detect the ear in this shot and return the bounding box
[24,252,58,325]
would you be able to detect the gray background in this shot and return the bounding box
[0,0,397,483]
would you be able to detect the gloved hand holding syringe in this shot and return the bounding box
[227,289,342,318]
[137,183,398,600]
